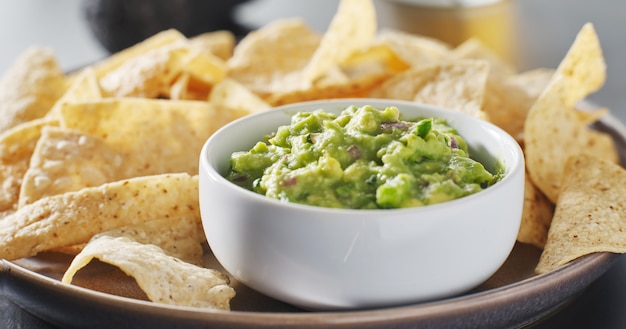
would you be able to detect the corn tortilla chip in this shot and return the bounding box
[267,70,389,106]
[62,235,234,310]
[0,173,199,261]
[99,43,186,98]
[535,154,626,274]
[227,18,321,96]
[0,118,59,216]
[0,47,67,134]
[46,67,102,119]
[516,173,554,249]
[483,69,554,143]
[370,60,489,119]
[189,30,236,61]
[524,23,617,203]
[91,213,205,265]
[373,29,451,69]
[450,37,516,79]
[341,43,409,76]
[86,29,187,79]
[18,126,127,207]
[209,78,271,117]
[302,0,377,83]
[20,98,236,206]
[60,98,230,176]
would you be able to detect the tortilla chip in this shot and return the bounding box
[516,173,554,249]
[524,23,617,203]
[18,126,127,207]
[0,173,199,261]
[373,29,451,69]
[209,78,271,117]
[370,60,489,119]
[168,73,192,100]
[0,47,67,134]
[227,18,322,96]
[87,29,187,79]
[341,43,410,77]
[46,67,102,118]
[99,43,186,98]
[0,118,59,216]
[164,49,226,100]
[483,69,554,142]
[59,98,230,176]
[189,30,236,61]
[267,70,389,106]
[507,68,555,99]
[302,0,377,83]
[20,98,237,206]
[450,37,516,79]
[535,154,626,273]
[62,235,234,310]
[49,213,205,260]
[92,213,205,265]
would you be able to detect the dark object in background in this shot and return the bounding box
[82,0,250,53]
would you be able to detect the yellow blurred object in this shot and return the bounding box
[378,0,519,67]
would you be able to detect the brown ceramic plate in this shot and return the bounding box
[0,111,624,329]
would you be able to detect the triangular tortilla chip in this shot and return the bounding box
[524,23,618,203]
[536,154,626,273]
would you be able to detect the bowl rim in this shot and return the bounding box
[200,98,525,215]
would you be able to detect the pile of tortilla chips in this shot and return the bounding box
[0,0,625,309]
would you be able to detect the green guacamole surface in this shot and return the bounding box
[226,105,502,209]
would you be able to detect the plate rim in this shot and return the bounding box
[1,244,620,328]
[1,108,624,328]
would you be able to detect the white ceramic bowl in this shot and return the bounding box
[199,99,524,310]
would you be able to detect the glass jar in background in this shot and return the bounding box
[377,0,519,67]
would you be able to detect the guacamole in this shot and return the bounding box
[226,105,502,209]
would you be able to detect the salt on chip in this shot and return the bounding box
[302,0,377,83]
[370,60,489,119]
[62,235,234,310]
[21,98,236,206]
[535,154,626,274]
[524,23,618,203]
[0,173,199,261]
[0,117,59,216]
[18,126,126,207]
[0,47,67,134]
